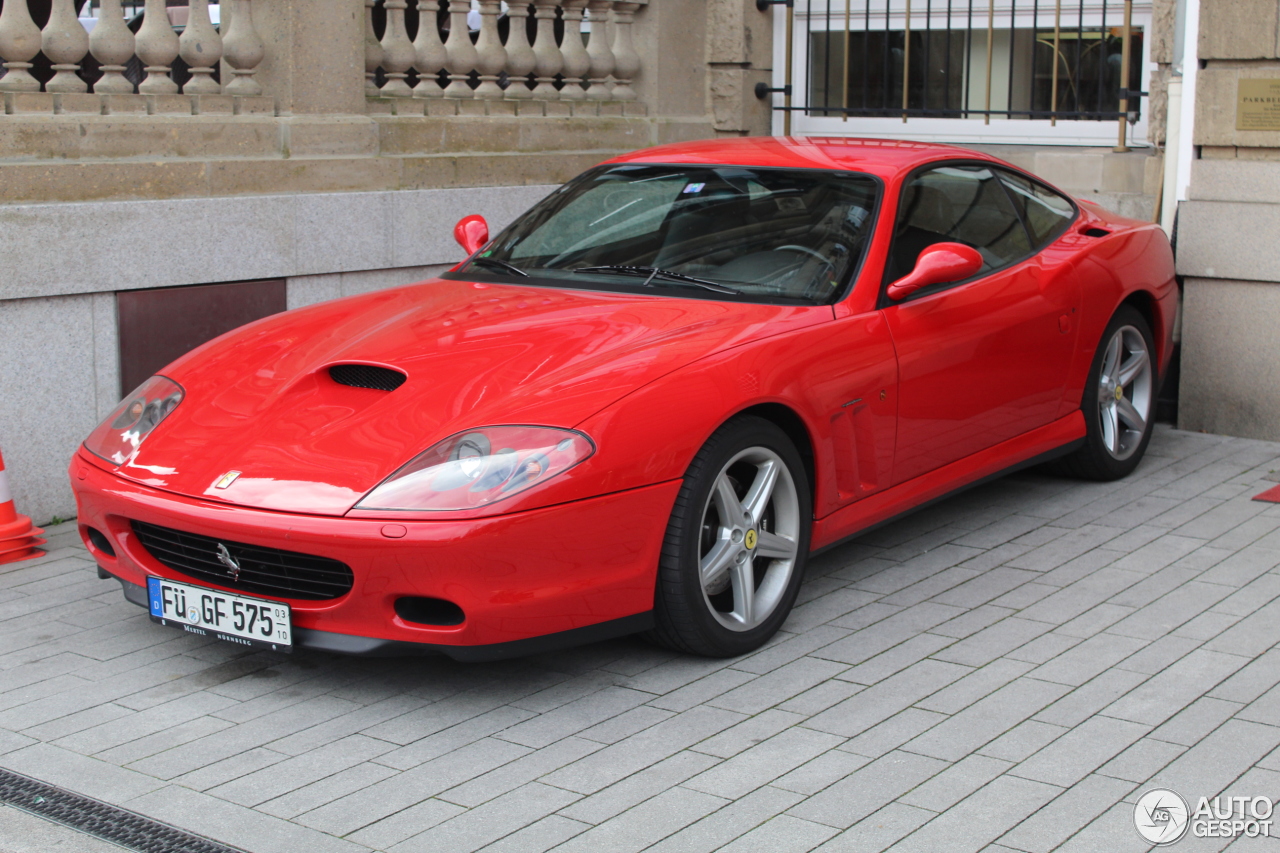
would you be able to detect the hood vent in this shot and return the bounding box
[329,364,407,392]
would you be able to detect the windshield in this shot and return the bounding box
[455,164,881,303]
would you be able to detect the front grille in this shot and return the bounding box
[131,521,354,601]
[329,364,406,391]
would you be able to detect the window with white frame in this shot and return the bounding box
[768,0,1152,146]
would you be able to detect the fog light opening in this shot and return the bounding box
[86,527,116,558]
[395,596,465,627]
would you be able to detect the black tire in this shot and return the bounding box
[647,416,812,657]
[1053,305,1157,481]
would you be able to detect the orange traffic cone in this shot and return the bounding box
[0,449,45,565]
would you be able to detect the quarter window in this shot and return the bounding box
[997,170,1077,248]
[886,165,1032,284]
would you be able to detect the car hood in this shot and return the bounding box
[109,277,827,515]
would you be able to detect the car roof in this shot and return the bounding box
[603,136,1002,182]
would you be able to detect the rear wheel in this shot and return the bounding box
[648,417,811,657]
[1055,305,1156,480]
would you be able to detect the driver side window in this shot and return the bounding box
[886,165,1031,284]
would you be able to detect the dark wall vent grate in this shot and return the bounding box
[329,364,406,391]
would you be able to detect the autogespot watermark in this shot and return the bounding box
[1134,789,1275,845]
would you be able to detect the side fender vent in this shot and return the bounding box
[1082,227,1112,238]
[329,364,407,392]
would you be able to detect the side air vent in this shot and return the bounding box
[329,364,407,392]
[1082,227,1111,238]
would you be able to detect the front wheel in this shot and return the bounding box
[1055,305,1157,480]
[648,416,811,657]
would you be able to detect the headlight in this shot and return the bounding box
[355,426,594,512]
[83,376,185,465]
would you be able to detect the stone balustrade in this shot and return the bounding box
[0,0,266,112]
[365,0,648,111]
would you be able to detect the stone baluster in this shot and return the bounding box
[379,0,415,95]
[609,0,641,101]
[529,1,561,99]
[584,0,613,100]
[0,0,44,92]
[179,0,222,94]
[502,2,535,99]
[135,0,180,94]
[472,0,505,98]
[442,0,477,98]
[90,0,136,94]
[364,0,383,96]
[222,0,264,96]
[412,0,446,97]
[558,0,589,100]
[42,0,90,92]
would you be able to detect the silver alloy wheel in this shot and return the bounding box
[698,446,801,632]
[1097,324,1154,461]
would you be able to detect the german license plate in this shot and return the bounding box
[147,577,292,652]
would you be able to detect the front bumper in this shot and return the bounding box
[72,454,678,660]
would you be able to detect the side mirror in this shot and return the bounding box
[886,242,984,301]
[453,214,490,255]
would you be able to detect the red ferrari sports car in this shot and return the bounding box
[71,137,1176,660]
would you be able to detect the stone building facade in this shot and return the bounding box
[1174,0,1280,441]
[0,0,1271,527]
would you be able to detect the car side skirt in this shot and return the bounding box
[811,410,1087,552]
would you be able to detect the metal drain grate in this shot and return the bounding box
[0,767,245,853]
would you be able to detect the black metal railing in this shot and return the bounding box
[760,0,1144,150]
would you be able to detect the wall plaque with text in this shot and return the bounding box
[1237,78,1280,131]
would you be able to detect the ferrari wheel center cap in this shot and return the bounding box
[1115,385,1124,401]
[744,529,758,550]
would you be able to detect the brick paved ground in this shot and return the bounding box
[4,425,1280,853]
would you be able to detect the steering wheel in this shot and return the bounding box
[774,244,830,264]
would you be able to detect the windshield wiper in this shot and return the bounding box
[469,256,529,277]
[571,265,737,294]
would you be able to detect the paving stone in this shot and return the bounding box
[692,709,807,759]
[482,815,589,853]
[1010,715,1150,787]
[391,782,579,853]
[883,773,1062,852]
[815,603,966,666]
[838,634,956,686]
[439,736,605,808]
[344,798,464,851]
[497,686,651,749]
[1149,697,1244,747]
[125,785,368,853]
[905,677,1072,762]
[646,668,759,713]
[1108,581,1235,641]
[1032,668,1149,729]
[997,773,1135,853]
[685,727,845,799]
[915,658,1035,715]
[879,567,983,609]
[1209,649,1280,704]
[1096,737,1187,783]
[839,708,946,759]
[806,660,970,738]
[645,785,805,853]
[541,706,745,795]
[778,678,866,717]
[1028,633,1150,686]
[710,658,849,715]
[979,720,1070,763]
[732,626,853,676]
[1103,648,1251,727]
[548,787,729,853]
[786,750,948,829]
[898,754,1012,813]
[931,618,1056,668]
[809,803,936,853]
[929,604,1016,640]
[1147,720,1280,804]
[716,814,838,853]
[773,750,871,796]
[556,750,720,825]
